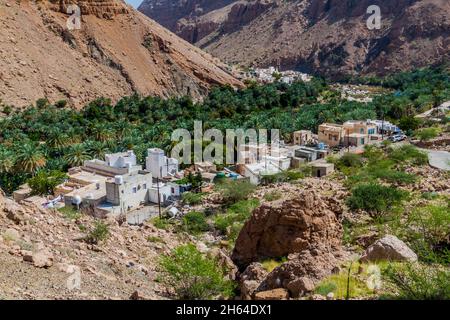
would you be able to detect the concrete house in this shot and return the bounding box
[293,130,313,146]
[311,163,335,178]
[146,148,179,179]
[105,171,153,213]
[318,123,345,147]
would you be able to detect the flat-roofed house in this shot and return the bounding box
[318,123,345,147]
[293,130,313,146]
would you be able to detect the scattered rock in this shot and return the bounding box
[326,292,335,300]
[254,288,289,300]
[360,235,418,263]
[239,262,268,300]
[23,249,54,268]
[286,276,315,297]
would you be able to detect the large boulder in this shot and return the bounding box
[232,189,342,268]
[360,235,418,263]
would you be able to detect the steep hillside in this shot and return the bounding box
[139,0,450,78]
[0,0,241,109]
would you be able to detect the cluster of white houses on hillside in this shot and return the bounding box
[12,118,402,218]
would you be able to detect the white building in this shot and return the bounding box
[243,161,283,185]
[83,150,142,177]
[146,148,179,179]
[105,150,137,168]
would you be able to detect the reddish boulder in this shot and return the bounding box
[232,189,342,268]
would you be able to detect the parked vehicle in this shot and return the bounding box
[388,134,407,142]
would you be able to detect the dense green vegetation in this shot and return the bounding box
[1,67,448,194]
[158,244,235,299]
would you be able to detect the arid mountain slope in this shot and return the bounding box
[0,0,241,109]
[139,0,450,78]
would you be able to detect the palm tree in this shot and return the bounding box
[15,143,46,173]
[46,130,70,150]
[0,149,15,173]
[86,140,109,160]
[64,144,90,167]
[91,123,114,142]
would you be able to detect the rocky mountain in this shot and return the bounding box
[139,0,450,78]
[0,0,241,109]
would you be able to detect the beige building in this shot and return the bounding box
[318,123,345,147]
[293,130,313,146]
[318,121,379,147]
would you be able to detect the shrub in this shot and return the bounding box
[264,191,282,202]
[261,257,287,272]
[338,153,364,169]
[383,263,450,300]
[2,105,12,115]
[404,204,450,263]
[181,192,204,205]
[213,199,259,243]
[347,183,408,218]
[182,211,209,235]
[415,127,441,141]
[147,236,164,243]
[158,244,235,299]
[36,98,49,109]
[151,217,171,230]
[387,145,428,165]
[219,180,255,205]
[315,262,376,299]
[55,100,68,108]
[85,221,109,244]
[369,167,417,185]
[262,169,309,185]
[59,206,81,220]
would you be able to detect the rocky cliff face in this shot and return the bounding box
[140,0,450,78]
[0,0,241,109]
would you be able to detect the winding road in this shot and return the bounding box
[423,149,450,171]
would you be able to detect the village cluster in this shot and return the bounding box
[240,67,312,84]
[12,119,402,222]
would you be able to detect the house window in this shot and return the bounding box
[143,184,147,189]
[132,187,137,194]
[361,138,365,145]
[360,128,364,134]
[171,187,175,193]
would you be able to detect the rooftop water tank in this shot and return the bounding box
[115,175,124,185]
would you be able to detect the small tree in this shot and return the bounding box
[182,211,209,235]
[158,244,235,299]
[219,180,255,205]
[28,170,67,196]
[346,183,408,218]
[85,221,110,244]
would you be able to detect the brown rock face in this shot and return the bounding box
[0,1,241,109]
[140,0,450,78]
[232,189,342,268]
[48,0,129,18]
